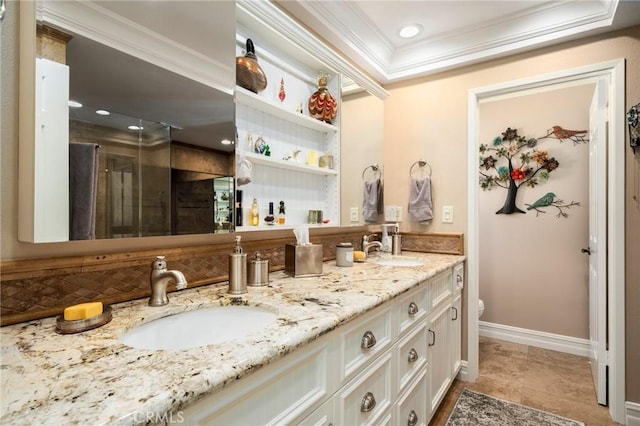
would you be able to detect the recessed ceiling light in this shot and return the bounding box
[128,125,143,131]
[96,109,110,116]
[68,100,83,108]
[399,24,422,39]
[221,139,233,145]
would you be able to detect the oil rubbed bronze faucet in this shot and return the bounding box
[149,256,187,307]
[362,234,383,258]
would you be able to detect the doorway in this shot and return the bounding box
[466,59,626,423]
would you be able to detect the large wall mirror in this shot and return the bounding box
[21,0,236,242]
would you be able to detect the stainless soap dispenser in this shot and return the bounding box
[228,236,247,294]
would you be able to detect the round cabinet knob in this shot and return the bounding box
[408,302,419,315]
[407,410,418,426]
[361,330,377,349]
[408,348,418,363]
[360,392,377,412]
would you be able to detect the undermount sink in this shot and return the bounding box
[120,305,278,350]
[375,256,425,267]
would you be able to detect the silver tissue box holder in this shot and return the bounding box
[285,244,323,277]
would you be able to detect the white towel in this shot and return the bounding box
[408,176,433,222]
[363,178,383,222]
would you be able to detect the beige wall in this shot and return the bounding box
[340,91,384,226]
[383,25,640,403]
[478,85,592,338]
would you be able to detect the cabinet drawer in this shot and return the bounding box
[396,323,428,395]
[396,282,428,337]
[182,335,332,426]
[338,304,394,384]
[428,269,453,310]
[395,369,428,426]
[335,351,393,426]
[453,262,464,293]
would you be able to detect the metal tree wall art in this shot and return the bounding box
[479,126,586,215]
[525,192,580,218]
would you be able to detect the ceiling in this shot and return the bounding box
[277,0,640,85]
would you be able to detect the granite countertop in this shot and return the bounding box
[0,252,464,425]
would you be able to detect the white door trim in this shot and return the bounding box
[466,59,626,423]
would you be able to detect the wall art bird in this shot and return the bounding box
[526,192,556,210]
[540,126,588,144]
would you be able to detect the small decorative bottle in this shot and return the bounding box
[264,202,275,225]
[308,75,337,124]
[277,201,286,225]
[249,198,260,226]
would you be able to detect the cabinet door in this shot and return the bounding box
[451,293,462,377]
[427,300,452,414]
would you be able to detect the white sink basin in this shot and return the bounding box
[375,256,425,267]
[120,305,278,350]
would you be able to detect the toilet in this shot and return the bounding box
[478,299,485,318]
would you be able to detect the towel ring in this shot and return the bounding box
[362,164,381,180]
[409,160,432,177]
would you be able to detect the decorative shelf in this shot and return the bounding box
[241,151,338,176]
[235,86,338,134]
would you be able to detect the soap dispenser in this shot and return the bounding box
[391,223,402,255]
[381,224,393,253]
[228,236,247,294]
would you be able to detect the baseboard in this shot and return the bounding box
[479,321,591,357]
[627,401,640,426]
[456,360,469,382]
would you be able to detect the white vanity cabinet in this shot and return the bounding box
[235,3,341,230]
[179,263,464,426]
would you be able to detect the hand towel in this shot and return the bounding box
[408,176,433,222]
[69,142,100,240]
[363,178,383,222]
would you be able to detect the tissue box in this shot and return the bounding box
[285,244,323,277]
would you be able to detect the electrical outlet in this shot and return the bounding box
[442,206,454,223]
[350,207,359,222]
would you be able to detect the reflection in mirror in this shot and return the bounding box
[37,20,236,239]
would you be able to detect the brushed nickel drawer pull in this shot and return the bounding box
[408,348,418,363]
[407,410,418,426]
[428,329,436,346]
[361,330,377,349]
[360,392,376,412]
[408,301,419,315]
[452,306,458,321]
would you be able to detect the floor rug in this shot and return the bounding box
[446,388,585,426]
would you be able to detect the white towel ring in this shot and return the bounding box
[409,160,432,178]
[362,164,381,180]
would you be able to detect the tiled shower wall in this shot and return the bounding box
[0,232,463,326]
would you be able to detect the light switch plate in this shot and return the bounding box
[350,207,359,222]
[442,206,454,223]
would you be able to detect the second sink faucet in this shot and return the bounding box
[149,256,187,307]
[362,234,383,258]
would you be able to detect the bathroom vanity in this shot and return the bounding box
[0,253,464,425]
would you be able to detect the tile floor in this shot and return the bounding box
[429,336,618,426]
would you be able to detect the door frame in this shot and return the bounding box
[466,59,626,423]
